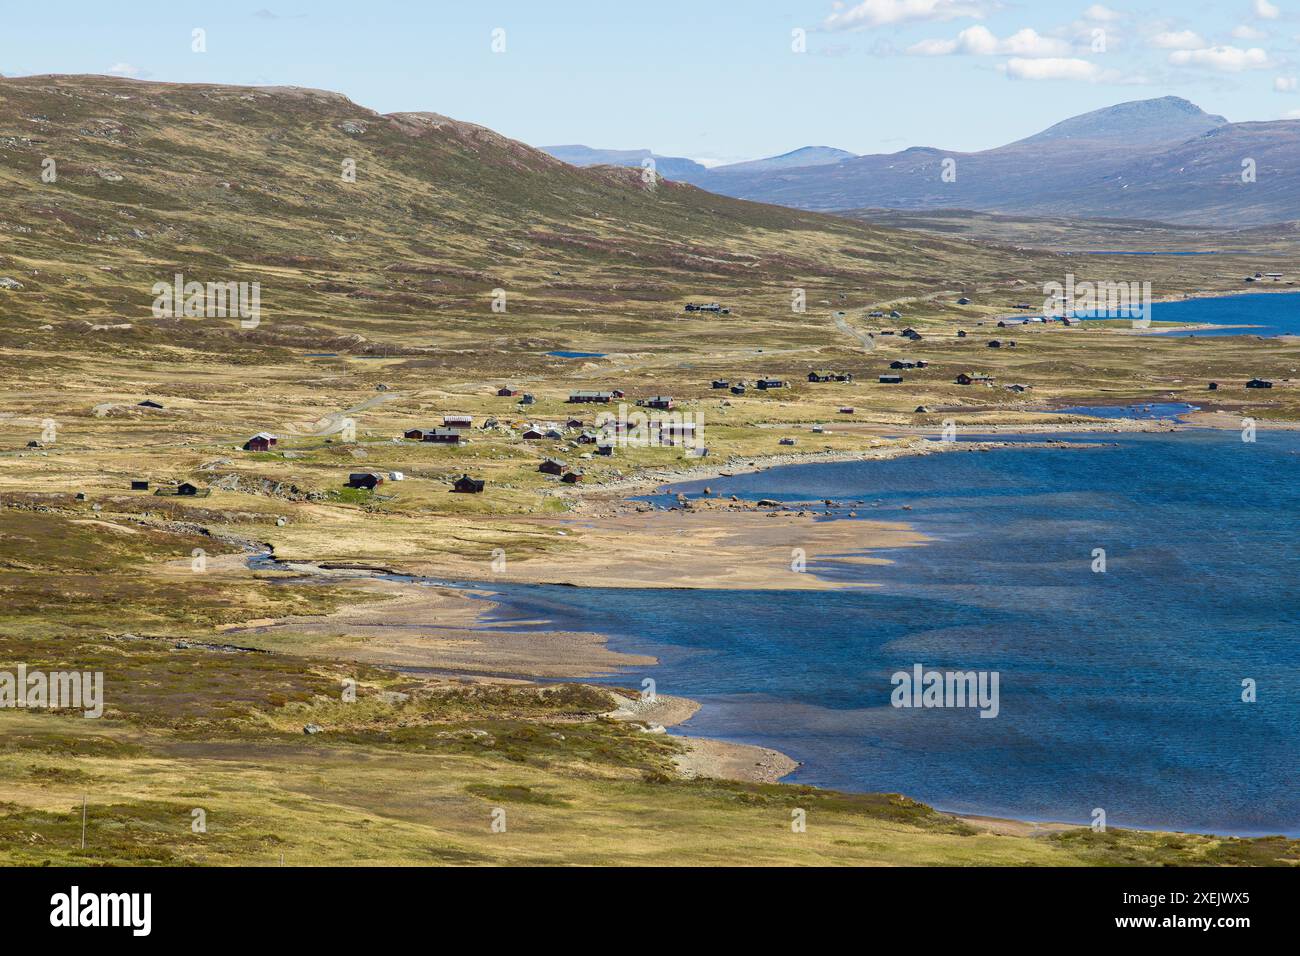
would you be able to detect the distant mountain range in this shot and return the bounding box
[1014,95,1227,147]
[546,98,1300,228]
[540,145,709,180]
[710,146,856,173]
[541,144,856,178]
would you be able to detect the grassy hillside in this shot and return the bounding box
[843,208,1300,254]
[0,74,1050,351]
[2,76,1299,866]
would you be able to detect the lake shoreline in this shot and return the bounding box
[228,426,1297,839]
[1154,284,1296,306]
[566,411,1300,503]
[530,426,1299,840]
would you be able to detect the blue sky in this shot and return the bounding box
[2,1,1298,163]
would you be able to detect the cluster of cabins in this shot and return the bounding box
[126,479,207,496]
[497,386,536,405]
[407,409,618,454]
[249,331,1286,499]
[345,471,485,494]
[404,415,475,445]
[709,378,787,395]
[995,316,1069,327]
[522,423,571,440]
[538,458,584,483]
[567,389,625,404]
[195,350,1290,505]
[866,326,921,340]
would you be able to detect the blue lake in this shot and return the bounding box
[483,430,1300,836]
[548,350,607,358]
[1077,291,1300,337]
[1152,291,1300,337]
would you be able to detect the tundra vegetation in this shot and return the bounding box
[0,76,1297,864]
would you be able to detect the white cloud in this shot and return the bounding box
[1253,0,1280,20]
[1168,45,1270,71]
[105,63,141,77]
[1151,30,1207,50]
[1083,4,1122,20]
[907,25,1071,57]
[1232,25,1268,40]
[992,27,1074,56]
[823,0,985,31]
[1002,57,1102,81]
[1276,76,1299,92]
[908,36,964,55]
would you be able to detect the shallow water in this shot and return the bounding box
[1048,403,1199,421]
[482,430,1300,835]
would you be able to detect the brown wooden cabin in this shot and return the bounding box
[423,428,464,444]
[452,475,485,494]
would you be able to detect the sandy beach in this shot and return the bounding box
[219,573,654,678]
[570,435,1122,502]
[218,566,808,784]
